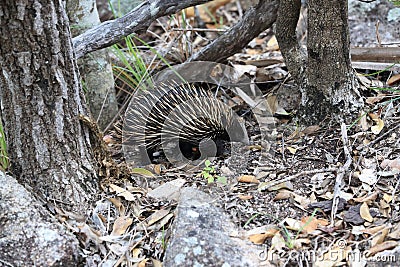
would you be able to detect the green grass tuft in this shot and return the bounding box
[0,120,9,171]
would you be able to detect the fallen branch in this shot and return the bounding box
[351,47,400,63]
[72,0,212,59]
[189,0,279,62]
[258,168,337,191]
[331,123,352,225]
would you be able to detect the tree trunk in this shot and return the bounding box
[276,0,363,125]
[0,0,99,213]
[67,0,119,130]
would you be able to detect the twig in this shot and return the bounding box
[358,123,400,150]
[392,174,400,204]
[259,168,337,191]
[281,134,286,163]
[331,123,352,225]
[171,28,226,32]
[0,259,14,267]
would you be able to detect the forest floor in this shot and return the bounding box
[79,0,400,266]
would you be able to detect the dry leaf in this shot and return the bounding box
[267,35,278,47]
[246,48,262,55]
[270,232,286,251]
[153,164,163,175]
[358,168,377,185]
[131,168,154,177]
[366,95,386,104]
[359,113,369,130]
[151,258,163,267]
[371,228,389,247]
[248,229,278,244]
[383,193,393,203]
[388,224,400,239]
[238,195,253,200]
[360,202,373,222]
[131,248,146,262]
[292,193,311,208]
[103,134,114,144]
[369,113,379,120]
[156,213,174,231]
[254,36,268,46]
[138,259,148,267]
[369,113,384,134]
[109,184,136,201]
[387,73,400,86]
[302,125,321,135]
[366,241,398,256]
[232,64,257,76]
[274,190,293,200]
[353,192,378,203]
[109,184,126,193]
[266,94,278,115]
[379,199,391,217]
[371,118,384,134]
[146,209,171,227]
[237,175,259,184]
[352,225,366,235]
[381,158,400,171]
[315,245,351,267]
[300,216,329,234]
[184,0,231,22]
[286,146,297,154]
[77,224,102,245]
[292,238,311,249]
[283,218,302,231]
[362,225,387,235]
[107,197,125,214]
[111,216,133,236]
[268,181,294,192]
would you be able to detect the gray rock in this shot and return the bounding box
[164,187,260,267]
[0,171,80,266]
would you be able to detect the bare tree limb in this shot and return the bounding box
[351,47,400,63]
[189,0,279,62]
[72,0,213,59]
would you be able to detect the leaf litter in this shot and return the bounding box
[65,1,400,266]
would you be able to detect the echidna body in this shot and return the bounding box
[123,82,248,164]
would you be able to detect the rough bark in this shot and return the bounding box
[67,0,119,130]
[275,0,305,83]
[0,172,80,266]
[305,0,362,124]
[73,0,213,59]
[0,0,99,213]
[189,0,279,62]
[275,0,363,125]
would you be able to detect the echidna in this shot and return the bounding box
[122,82,249,164]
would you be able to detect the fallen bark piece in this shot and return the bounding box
[164,187,260,266]
[0,171,80,266]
